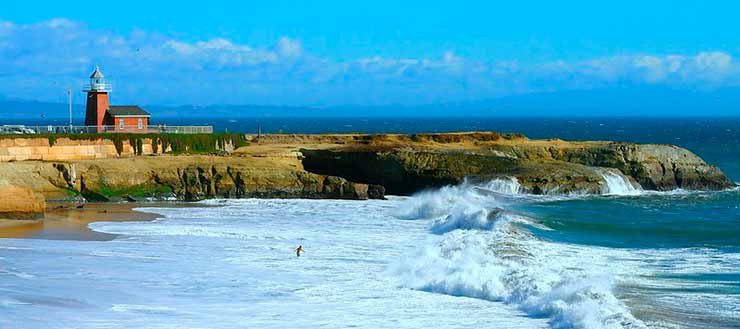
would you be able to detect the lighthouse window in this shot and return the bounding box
[138,119,143,129]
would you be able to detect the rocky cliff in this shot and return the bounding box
[0,182,45,219]
[4,156,383,204]
[296,133,733,195]
[0,132,733,219]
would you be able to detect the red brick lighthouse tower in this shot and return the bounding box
[84,66,111,131]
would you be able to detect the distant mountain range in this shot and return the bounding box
[0,86,738,122]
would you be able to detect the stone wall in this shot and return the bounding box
[0,138,154,162]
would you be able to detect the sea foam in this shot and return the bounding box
[390,179,648,329]
[599,169,642,196]
[394,177,521,220]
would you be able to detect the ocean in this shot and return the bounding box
[0,117,738,329]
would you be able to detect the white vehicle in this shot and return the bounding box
[0,125,38,134]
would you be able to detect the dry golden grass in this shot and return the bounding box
[233,132,609,156]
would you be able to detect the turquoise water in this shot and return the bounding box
[392,179,740,328]
[521,191,740,327]
[524,191,740,250]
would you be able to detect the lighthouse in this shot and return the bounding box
[82,66,151,133]
[83,66,111,130]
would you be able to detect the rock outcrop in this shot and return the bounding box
[554,143,732,191]
[300,149,609,195]
[0,132,732,219]
[299,136,734,195]
[0,182,45,219]
[0,155,384,207]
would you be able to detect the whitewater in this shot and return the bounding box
[1,176,738,328]
[0,198,549,329]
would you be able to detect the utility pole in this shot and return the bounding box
[256,123,262,143]
[67,89,73,129]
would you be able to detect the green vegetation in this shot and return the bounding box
[97,184,174,198]
[153,133,249,154]
[80,188,110,202]
[129,138,144,155]
[63,188,81,197]
[0,133,249,155]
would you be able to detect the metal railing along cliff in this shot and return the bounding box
[0,125,214,134]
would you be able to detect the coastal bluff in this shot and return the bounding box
[0,132,733,219]
[296,134,733,194]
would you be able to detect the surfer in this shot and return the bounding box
[295,245,304,257]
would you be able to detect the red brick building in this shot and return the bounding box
[107,106,151,132]
[84,66,151,132]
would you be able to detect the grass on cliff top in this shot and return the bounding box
[0,133,249,155]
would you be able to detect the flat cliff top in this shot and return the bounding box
[235,132,612,156]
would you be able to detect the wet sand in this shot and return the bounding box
[0,202,200,241]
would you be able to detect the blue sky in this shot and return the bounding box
[1,1,740,113]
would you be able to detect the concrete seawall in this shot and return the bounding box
[0,138,155,162]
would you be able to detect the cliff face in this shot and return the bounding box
[481,141,733,191]
[301,150,606,195]
[301,150,511,194]
[41,156,383,202]
[554,143,732,191]
[0,153,386,219]
[0,183,45,219]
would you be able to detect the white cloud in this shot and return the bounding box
[277,37,302,57]
[0,21,15,36]
[694,51,732,70]
[0,18,738,106]
[43,18,78,29]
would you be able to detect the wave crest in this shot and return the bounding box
[430,204,503,234]
[390,179,647,329]
[394,177,521,221]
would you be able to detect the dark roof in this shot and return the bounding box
[108,105,150,117]
[90,66,105,79]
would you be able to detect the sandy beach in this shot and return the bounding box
[0,202,178,241]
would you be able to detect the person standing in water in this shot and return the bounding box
[295,245,304,257]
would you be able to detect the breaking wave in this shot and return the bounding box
[394,177,523,220]
[390,179,648,329]
[599,169,642,196]
[481,176,522,194]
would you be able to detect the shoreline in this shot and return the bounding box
[0,202,201,241]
